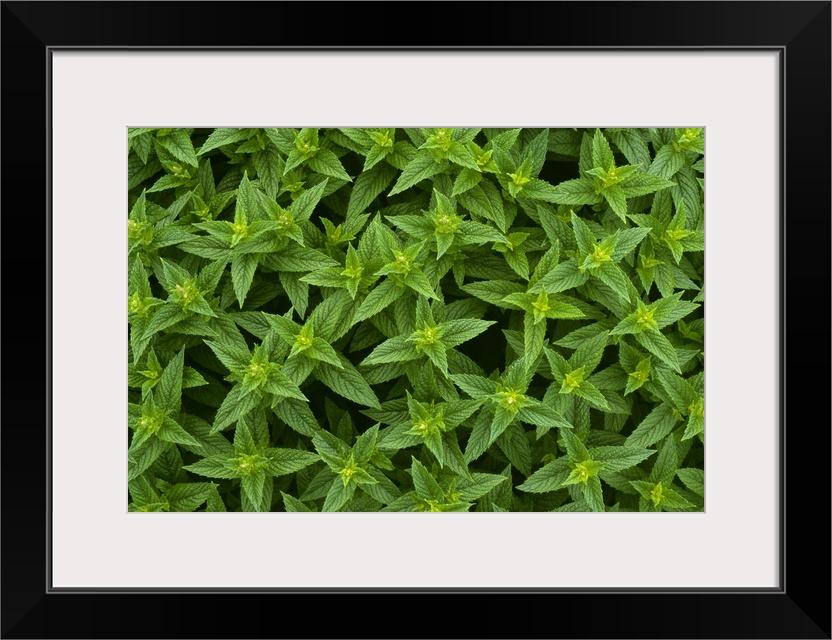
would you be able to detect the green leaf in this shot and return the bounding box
[128,438,166,480]
[452,168,483,196]
[676,468,705,496]
[533,259,589,294]
[198,128,252,155]
[462,280,525,307]
[682,413,704,441]
[354,279,404,322]
[212,385,261,433]
[142,304,189,340]
[518,401,571,435]
[308,149,352,182]
[163,483,216,512]
[609,129,651,167]
[389,151,445,196]
[572,382,610,411]
[231,253,259,306]
[634,330,682,373]
[464,408,494,462]
[549,179,603,205]
[523,312,546,365]
[649,437,679,486]
[265,448,320,476]
[671,167,702,227]
[315,357,381,408]
[236,172,261,220]
[158,129,198,167]
[180,237,232,261]
[362,336,420,366]
[282,492,313,512]
[658,486,695,510]
[158,417,200,447]
[154,349,185,414]
[618,173,676,197]
[457,221,506,244]
[410,457,444,502]
[263,244,337,273]
[322,480,356,512]
[446,141,480,170]
[583,475,605,512]
[348,163,397,217]
[654,369,698,413]
[593,261,632,303]
[592,446,655,473]
[570,330,609,373]
[273,398,319,437]
[241,471,272,512]
[300,268,346,289]
[288,179,328,222]
[517,457,571,493]
[612,227,652,261]
[386,215,433,237]
[458,182,506,231]
[456,473,508,502]
[204,339,250,372]
[306,338,344,368]
[648,144,685,179]
[362,468,401,505]
[253,144,283,199]
[450,374,497,399]
[184,454,239,479]
[497,423,532,476]
[560,429,590,463]
[626,403,678,448]
[440,318,495,348]
[403,270,439,300]
[591,129,614,169]
[512,179,562,204]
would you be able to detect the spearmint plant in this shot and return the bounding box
[128,127,704,512]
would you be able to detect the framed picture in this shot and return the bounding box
[3,2,828,638]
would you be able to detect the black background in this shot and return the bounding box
[2,2,829,638]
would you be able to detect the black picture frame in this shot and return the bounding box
[2,2,829,638]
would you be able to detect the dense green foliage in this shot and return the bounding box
[128,127,704,512]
